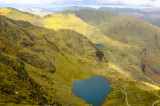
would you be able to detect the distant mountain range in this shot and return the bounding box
[18,8,53,16]
[50,6,95,12]
[98,7,160,27]
[18,6,160,27]
[18,6,95,16]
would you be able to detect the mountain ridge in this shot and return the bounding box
[0,8,160,105]
[98,7,160,27]
[1,7,160,84]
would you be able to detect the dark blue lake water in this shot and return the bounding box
[94,44,105,50]
[72,76,110,106]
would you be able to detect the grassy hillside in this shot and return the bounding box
[42,10,160,85]
[41,11,153,84]
[0,8,160,106]
[99,7,160,28]
[43,11,112,44]
[0,15,105,105]
[75,10,160,52]
[1,8,160,52]
[73,9,160,84]
[1,7,160,85]
[0,7,43,26]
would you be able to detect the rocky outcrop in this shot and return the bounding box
[141,63,146,74]
[96,50,104,61]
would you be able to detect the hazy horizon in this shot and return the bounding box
[0,0,159,9]
[0,4,156,10]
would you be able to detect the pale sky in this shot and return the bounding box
[0,0,160,8]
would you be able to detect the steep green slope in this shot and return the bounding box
[74,9,160,84]
[75,9,160,52]
[0,15,106,105]
[1,8,160,52]
[0,8,112,45]
[43,11,112,44]
[40,11,152,83]
[41,9,160,85]
[0,7,43,26]
[3,7,158,85]
[0,9,160,106]
[98,7,160,28]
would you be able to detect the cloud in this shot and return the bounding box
[0,0,160,7]
[0,0,86,5]
[0,0,56,5]
[89,0,160,7]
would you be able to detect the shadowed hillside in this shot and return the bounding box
[75,9,160,51]
[74,9,160,84]
[99,7,160,28]
[41,9,160,85]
